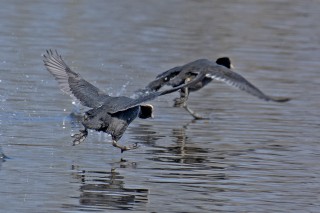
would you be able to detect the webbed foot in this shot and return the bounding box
[112,140,139,153]
[184,105,209,120]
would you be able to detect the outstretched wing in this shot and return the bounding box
[43,49,111,108]
[144,66,182,91]
[105,72,207,113]
[204,62,290,102]
[146,58,289,103]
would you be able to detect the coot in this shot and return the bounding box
[145,58,290,119]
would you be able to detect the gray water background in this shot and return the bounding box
[0,0,319,212]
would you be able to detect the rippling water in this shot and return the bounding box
[0,0,319,212]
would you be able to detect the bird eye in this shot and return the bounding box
[164,77,168,81]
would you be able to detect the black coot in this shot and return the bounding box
[145,57,290,119]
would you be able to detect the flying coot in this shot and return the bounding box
[145,57,290,119]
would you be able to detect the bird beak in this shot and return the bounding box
[230,63,235,69]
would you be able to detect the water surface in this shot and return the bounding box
[0,0,319,212]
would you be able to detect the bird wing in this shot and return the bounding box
[145,59,210,91]
[204,63,290,102]
[106,72,207,113]
[144,66,182,92]
[43,49,111,108]
[43,49,207,113]
[156,66,182,79]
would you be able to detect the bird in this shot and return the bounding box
[144,57,290,119]
[43,49,205,152]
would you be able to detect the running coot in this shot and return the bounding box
[43,50,205,152]
[145,58,290,119]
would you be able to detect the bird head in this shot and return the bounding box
[139,104,154,119]
[216,57,234,69]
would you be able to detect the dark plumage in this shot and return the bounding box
[43,50,204,152]
[145,57,290,119]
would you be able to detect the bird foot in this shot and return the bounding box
[72,129,88,145]
[183,106,209,120]
[112,141,139,153]
[191,113,209,120]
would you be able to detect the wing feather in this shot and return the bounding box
[205,64,282,101]
[43,49,110,108]
[145,66,182,91]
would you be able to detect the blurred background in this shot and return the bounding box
[0,0,319,212]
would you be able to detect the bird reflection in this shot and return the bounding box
[135,121,228,185]
[140,120,212,165]
[128,123,162,148]
[70,162,148,211]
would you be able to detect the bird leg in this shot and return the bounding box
[72,129,88,145]
[173,86,189,107]
[173,77,192,107]
[173,78,209,120]
[112,140,139,153]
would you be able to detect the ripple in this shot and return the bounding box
[0,0,319,213]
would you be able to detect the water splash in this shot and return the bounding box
[116,80,130,96]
